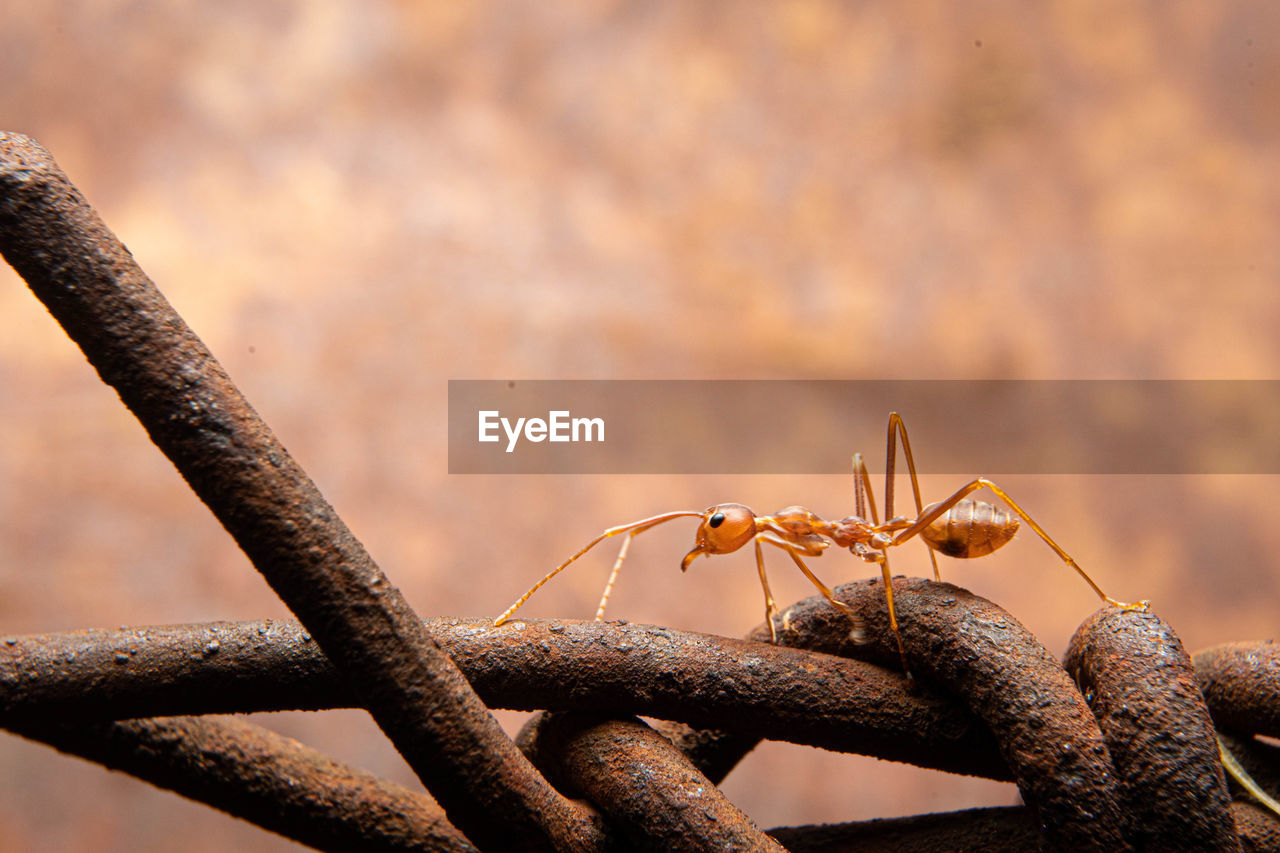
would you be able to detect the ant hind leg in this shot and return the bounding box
[884,413,941,582]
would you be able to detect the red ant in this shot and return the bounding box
[495,412,1149,670]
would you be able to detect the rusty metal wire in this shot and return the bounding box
[766,802,1280,853]
[756,578,1132,851]
[0,617,1005,778]
[1196,641,1280,738]
[520,712,787,851]
[10,715,478,852]
[2,131,1279,851]
[1065,607,1239,851]
[0,131,597,852]
[768,805,1043,852]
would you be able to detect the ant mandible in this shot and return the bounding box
[494,412,1150,671]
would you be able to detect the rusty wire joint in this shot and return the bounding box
[2,132,1279,851]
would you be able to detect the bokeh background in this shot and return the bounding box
[2,2,1278,850]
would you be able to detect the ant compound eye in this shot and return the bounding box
[709,512,726,528]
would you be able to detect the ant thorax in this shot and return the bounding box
[828,516,877,549]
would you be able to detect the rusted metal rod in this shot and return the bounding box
[1194,640,1280,738]
[520,712,787,852]
[1230,801,1280,851]
[1064,607,1240,851]
[9,714,478,853]
[766,802,1280,853]
[0,617,1008,779]
[764,577,1132,852]
[0,132,596,852]
[766,805,1041,852]
[647,720,757,787]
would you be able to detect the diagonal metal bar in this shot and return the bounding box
[0,617,1009,779]
[0,132,598,852]
[10,715,478,852]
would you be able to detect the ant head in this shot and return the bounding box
[681,503,756,571]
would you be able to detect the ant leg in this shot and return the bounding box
[852,451,909,669]
[977,479,1149,611]
[889,478,1150,612]
[753,538,780,643]
[1218,734,1280,820]
[763,535,864,635]
[885,413,939,581]
[494,510,703,626]
[595,531,634,620]
[852,453,880,525]
[876,552,911,676]
[883,478,986,548]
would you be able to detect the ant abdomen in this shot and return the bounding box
[921,498,1019,559]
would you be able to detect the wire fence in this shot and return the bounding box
[1,132,1277,852]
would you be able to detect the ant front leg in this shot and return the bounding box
[759,532,869,643]
[753,538,780,644]
[595,531,635,620]
[852,452,880,525]
[849,542,910,675]
[494,510,703,627]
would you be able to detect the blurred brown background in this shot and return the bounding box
[1,2,1278,850]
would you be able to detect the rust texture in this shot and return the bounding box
[762,577,1132,852]
[0,132,595,851]
[648,720,757,788]
[1234,801,1280,853]
[10,715,477,853]
[0,617,1006,779]
[767,802,1280,853]
[520,712,786,852]
[2,130,1277,851]
[1195,641,1280,738]
[1064,607,1241,851]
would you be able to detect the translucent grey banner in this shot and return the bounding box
[447,380,1280,474]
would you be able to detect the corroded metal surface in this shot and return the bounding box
[520,712,786,852]
[11,715,477,852]
[761,577,1132,852]
[1233,801,1280,852]
[2,129,1276,851]
[0,617,1006,779]
[767,805,1040,852]
[1195,641,1280,738]
[0,132,596,852]
[1065,607,1240,851]
[767,802,1280,853]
